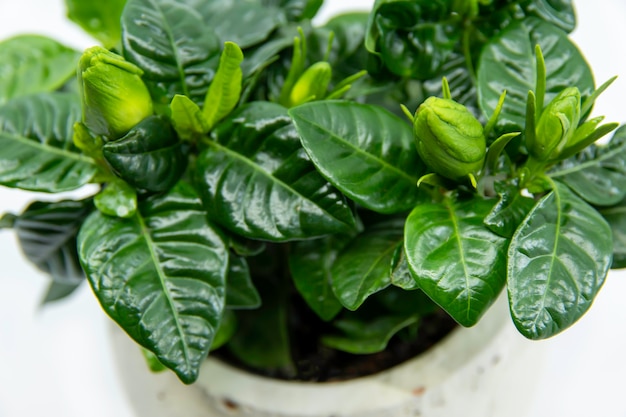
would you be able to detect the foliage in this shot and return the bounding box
[0,0,622,384]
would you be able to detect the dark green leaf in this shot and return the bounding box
[550,126,626,206]
[227,276,294,373]
[365,0,459,79]
[477,18,594,135]
[40,281,83,305]
[322,313,419,354]
[78,182,228,384]
[390,244,419,290]
[15,199,93,284]
[404,195,508,327]
[508,181,612,339]
[485,181,536,238]
[196,101,355,241]
[261,0,322,21]
[524,0,576,33]
[189,0,282,48]
[289,236,349,321]
[103,115,186,192]
[65,0,127,48]
[94,179,137,218]
[121,0,221,106]
[289,101,425,214]
[331,220,405,310]
[226,255,261,309]
[0,93,99,192]
[0,35,79,105]
[600,201,626,269]
[422,52,477,115]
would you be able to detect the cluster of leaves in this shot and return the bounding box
[0,0,623,385]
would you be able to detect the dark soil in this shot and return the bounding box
[215,302,458,382]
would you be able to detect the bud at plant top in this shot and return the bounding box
[78,46,153,140]
[413,97,486,181]
[529,87,581,161]
[288,61,332,107]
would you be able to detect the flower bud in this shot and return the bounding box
[78,46,153,140]
[530,87,580,161]
[289,61,332,107]
[413,97,486,181]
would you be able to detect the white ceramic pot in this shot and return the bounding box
[110,295,546,417]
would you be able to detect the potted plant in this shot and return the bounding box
[0,0,624,415]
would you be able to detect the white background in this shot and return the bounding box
[0,1,625,416]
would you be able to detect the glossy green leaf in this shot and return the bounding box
[94,180,138,218]
[331,220,405,311]
[78,182,228,384]
[508,181,612,339]
[65,0,127,48]
[484,181,536,238]
[225,255,261,309]
[102,115,186,192]
[0,35,79,105]
[422,53,477,114]
[524,0,576,33]
[189,0,281,49]
[477,18,594,135]
[550,126,626,206]
[600,200,626,269]
[404,195,508,327]
[261,0,322,21]
[0,93,99,192]
[289,236,349,321]
[121,0,221,106]
[365,0,459,79]
[196,101,355,241]
[170,94,210,140]
[289,101,424,214]
[322,313,419,354]
[203,42,244,130]
[14,199,93,284]
[390,244,420,290]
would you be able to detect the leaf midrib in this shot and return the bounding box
[206,140,352,228]
[0,132,96,165]
[295,112,418,184]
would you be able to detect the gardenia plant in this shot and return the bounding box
[0,0,623,384]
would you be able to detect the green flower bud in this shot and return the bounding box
[289,61,332,107]
[413,97,486,181]
[78,46,153,140]
[530,87,580,161]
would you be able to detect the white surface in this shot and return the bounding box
[0,1,625,417]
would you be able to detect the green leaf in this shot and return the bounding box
[484,181,536,238]
[14,199,93,284]
[40,281,83,305]
[404,195,508,327]
[289,101,425,214]
[477,17,594,135]
[170,94,210,140]
[102,115,187,192]
[524,0,576,33]
[65,0,127,48]
[211,309,237,350]
[196,101,355,241]
[600,201,626,269]
[322,313,419,354]
[203,42,244,130]
[121,0,221,106]
[508,181,612,339]
[0,93,99,192]
[189,0,283,48]
[78,181,229,384]
[261,0,322,21]
[365,0,459,79]
[390,244,420,290]
[225,255,261,309]
[94,179,138,218]
[227,276,294,374]
[289,236,348,321]
[0,35,79,105]
[550,126,626,206]
[331,220,405,311]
